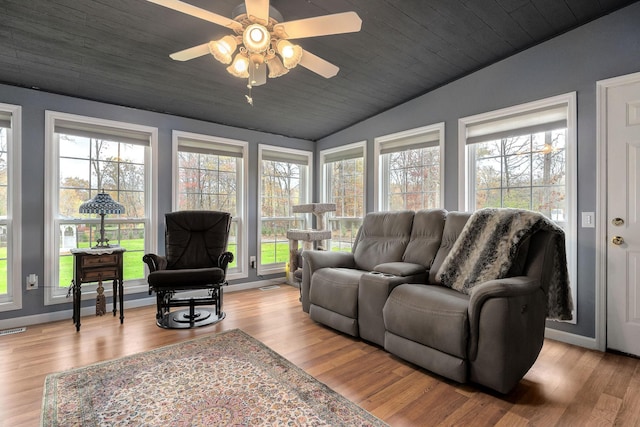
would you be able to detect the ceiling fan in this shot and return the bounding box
[145,0,362,103]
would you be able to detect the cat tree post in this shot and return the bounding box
[286,203,336,285]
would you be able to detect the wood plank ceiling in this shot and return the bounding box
[0,0,636,140]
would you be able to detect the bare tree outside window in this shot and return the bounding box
[177,150,240,268]
[474,129,567,226]
[261,159,305,266]
[57,136,146,288]
[386,146,440,210]
[325,156,364,251]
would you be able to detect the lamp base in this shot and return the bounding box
[92,244,119,250]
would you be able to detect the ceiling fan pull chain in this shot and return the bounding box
[245,81,254,106]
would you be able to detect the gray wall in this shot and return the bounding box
[0,84,313,320]
[316,2,640,339]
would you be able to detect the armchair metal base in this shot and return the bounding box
[157,308,225,329]
[155,286,225,329]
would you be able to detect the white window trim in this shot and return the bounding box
[44,111,158,306]
[374,123,445,211]
[458,92,577,324]
[257,144,312,276]
[0,103,22,312]
[172,130,249,280]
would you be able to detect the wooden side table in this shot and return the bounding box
[70,247,126,332]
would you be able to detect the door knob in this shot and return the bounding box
[612,217,625,226]
[612,236,624,245]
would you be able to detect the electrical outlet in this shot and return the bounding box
[26,274,38,290]
[250,256,256,269]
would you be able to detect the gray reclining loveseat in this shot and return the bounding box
[301,208,572,393]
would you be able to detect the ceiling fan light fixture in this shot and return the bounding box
[267,56,289,78]
[227,54,250,78]
[276,40,302,69]
[209,36,238,64]
[243,24,271,53]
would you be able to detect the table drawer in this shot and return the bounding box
[81,254,119,268]
[82,268,119,282]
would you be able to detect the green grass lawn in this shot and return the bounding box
[260,242,290,265]
[0,239,244,294]
[0,240,295,295]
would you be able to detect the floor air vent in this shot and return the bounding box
[259,285,281,291]
[0,327,26,336]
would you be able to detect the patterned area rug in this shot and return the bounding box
[41,329,386,426]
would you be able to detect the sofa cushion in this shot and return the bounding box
[429,212,472,284]
[352,211,414,271]
[384,284,470,359]
[309,267,368,318]
[403,209,447,268]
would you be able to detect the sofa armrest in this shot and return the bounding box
[468,277,542,351]
[300,250,356,313]
[468,277,541,314]
[466,276,547,393]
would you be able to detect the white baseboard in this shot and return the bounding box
[544,326,599,350]
[0,278,289,330]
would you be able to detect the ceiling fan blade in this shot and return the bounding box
[250,63,267,86]
[244,0,270,23]
[169,43,210,61]
[298,50,339,78]
[145,0,242,31]
[274,11,362,40]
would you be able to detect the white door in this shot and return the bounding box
[606,75,640,356]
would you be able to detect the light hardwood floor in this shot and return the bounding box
[2,284,639,426]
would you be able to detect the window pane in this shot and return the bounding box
[260,148,310,266]
[475,189,502,209]
[59,136,90,159]
[383,145,440,210]
[177,140,244,273]
[324,154,364,252]
[502,187,532,209]
[471,129,568,225]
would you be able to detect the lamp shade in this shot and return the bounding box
[79,192,125,215]
[227,54,250,78]
[267,56,289,78]
[276,40,302,69]
[209,36,237,65]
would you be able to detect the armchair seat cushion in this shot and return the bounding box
[148,267,225,289]
[310,267,368,318]
[384,284,470,359]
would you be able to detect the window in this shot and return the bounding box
[375,124,445,211]
[459,93,577,322]
[0,103,21,312]
[258,145,311,275]
[320,142,365,252]
[173,131,248,279]
[45,112,157,304]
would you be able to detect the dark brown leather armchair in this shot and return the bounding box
[143,210,234,328]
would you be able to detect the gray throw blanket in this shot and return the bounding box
[438,208,573,320]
